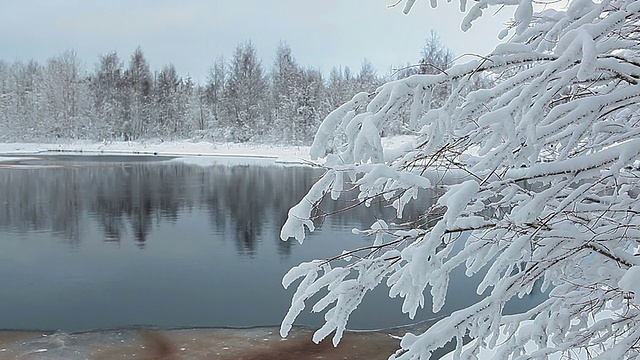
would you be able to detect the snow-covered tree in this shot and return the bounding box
[125,46,153,140]
[390,30,457,135]
[268,42,327,144]
[42,50,92,139]
[392,30,453,80]
[222,41,268,142]
[356,58,380,91]
[270,41,304,142]
[419,30,454,76]
[155,63,181,136]
[203,56,227,136]
[187,82,208,134]
[11,60,47,139]
[92,51,125,139]
[280,1,640,359]
[326,65,357,111]
[292,67,325,144]
[0,60,14,140]
[175,75,196,137]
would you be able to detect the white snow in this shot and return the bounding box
[0,140,311,165]
[441,310,620,360]
[619,266,640,305]
[278,0,640,358]
[0,137,418,167]
[0,156,35,163]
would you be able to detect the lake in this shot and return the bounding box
[0,154,540,333]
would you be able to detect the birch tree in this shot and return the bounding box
[280,0,640,359]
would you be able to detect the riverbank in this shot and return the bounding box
[0,327,400,360]
[0,135,415,165]
[0,140,312,165]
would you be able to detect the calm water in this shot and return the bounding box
[0,155,540,332]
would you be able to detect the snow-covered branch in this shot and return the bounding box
[281,0,640,358]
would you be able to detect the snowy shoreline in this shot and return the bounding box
[0,140,314,165]
[0,136,416,166]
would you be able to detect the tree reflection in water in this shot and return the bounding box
[0,160,427,256]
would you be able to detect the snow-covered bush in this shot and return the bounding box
[280,0,640,358]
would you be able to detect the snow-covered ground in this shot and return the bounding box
[0,136,415,165]
[0,140,310,164]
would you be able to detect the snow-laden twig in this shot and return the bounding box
[281,0,640,358]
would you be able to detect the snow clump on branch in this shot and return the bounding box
[280,0,640,358]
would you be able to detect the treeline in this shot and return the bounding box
[0,33,453,144]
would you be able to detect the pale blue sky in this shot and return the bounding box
[0,0,513,82]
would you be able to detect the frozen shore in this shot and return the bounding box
[0,135,416,165]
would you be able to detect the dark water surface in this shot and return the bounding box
[0,155,540,333]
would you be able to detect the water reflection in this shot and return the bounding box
[0,157,543,332]
[0,160,419,255]
[0,158,436,331]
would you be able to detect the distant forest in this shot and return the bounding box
[0,33,454,144]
